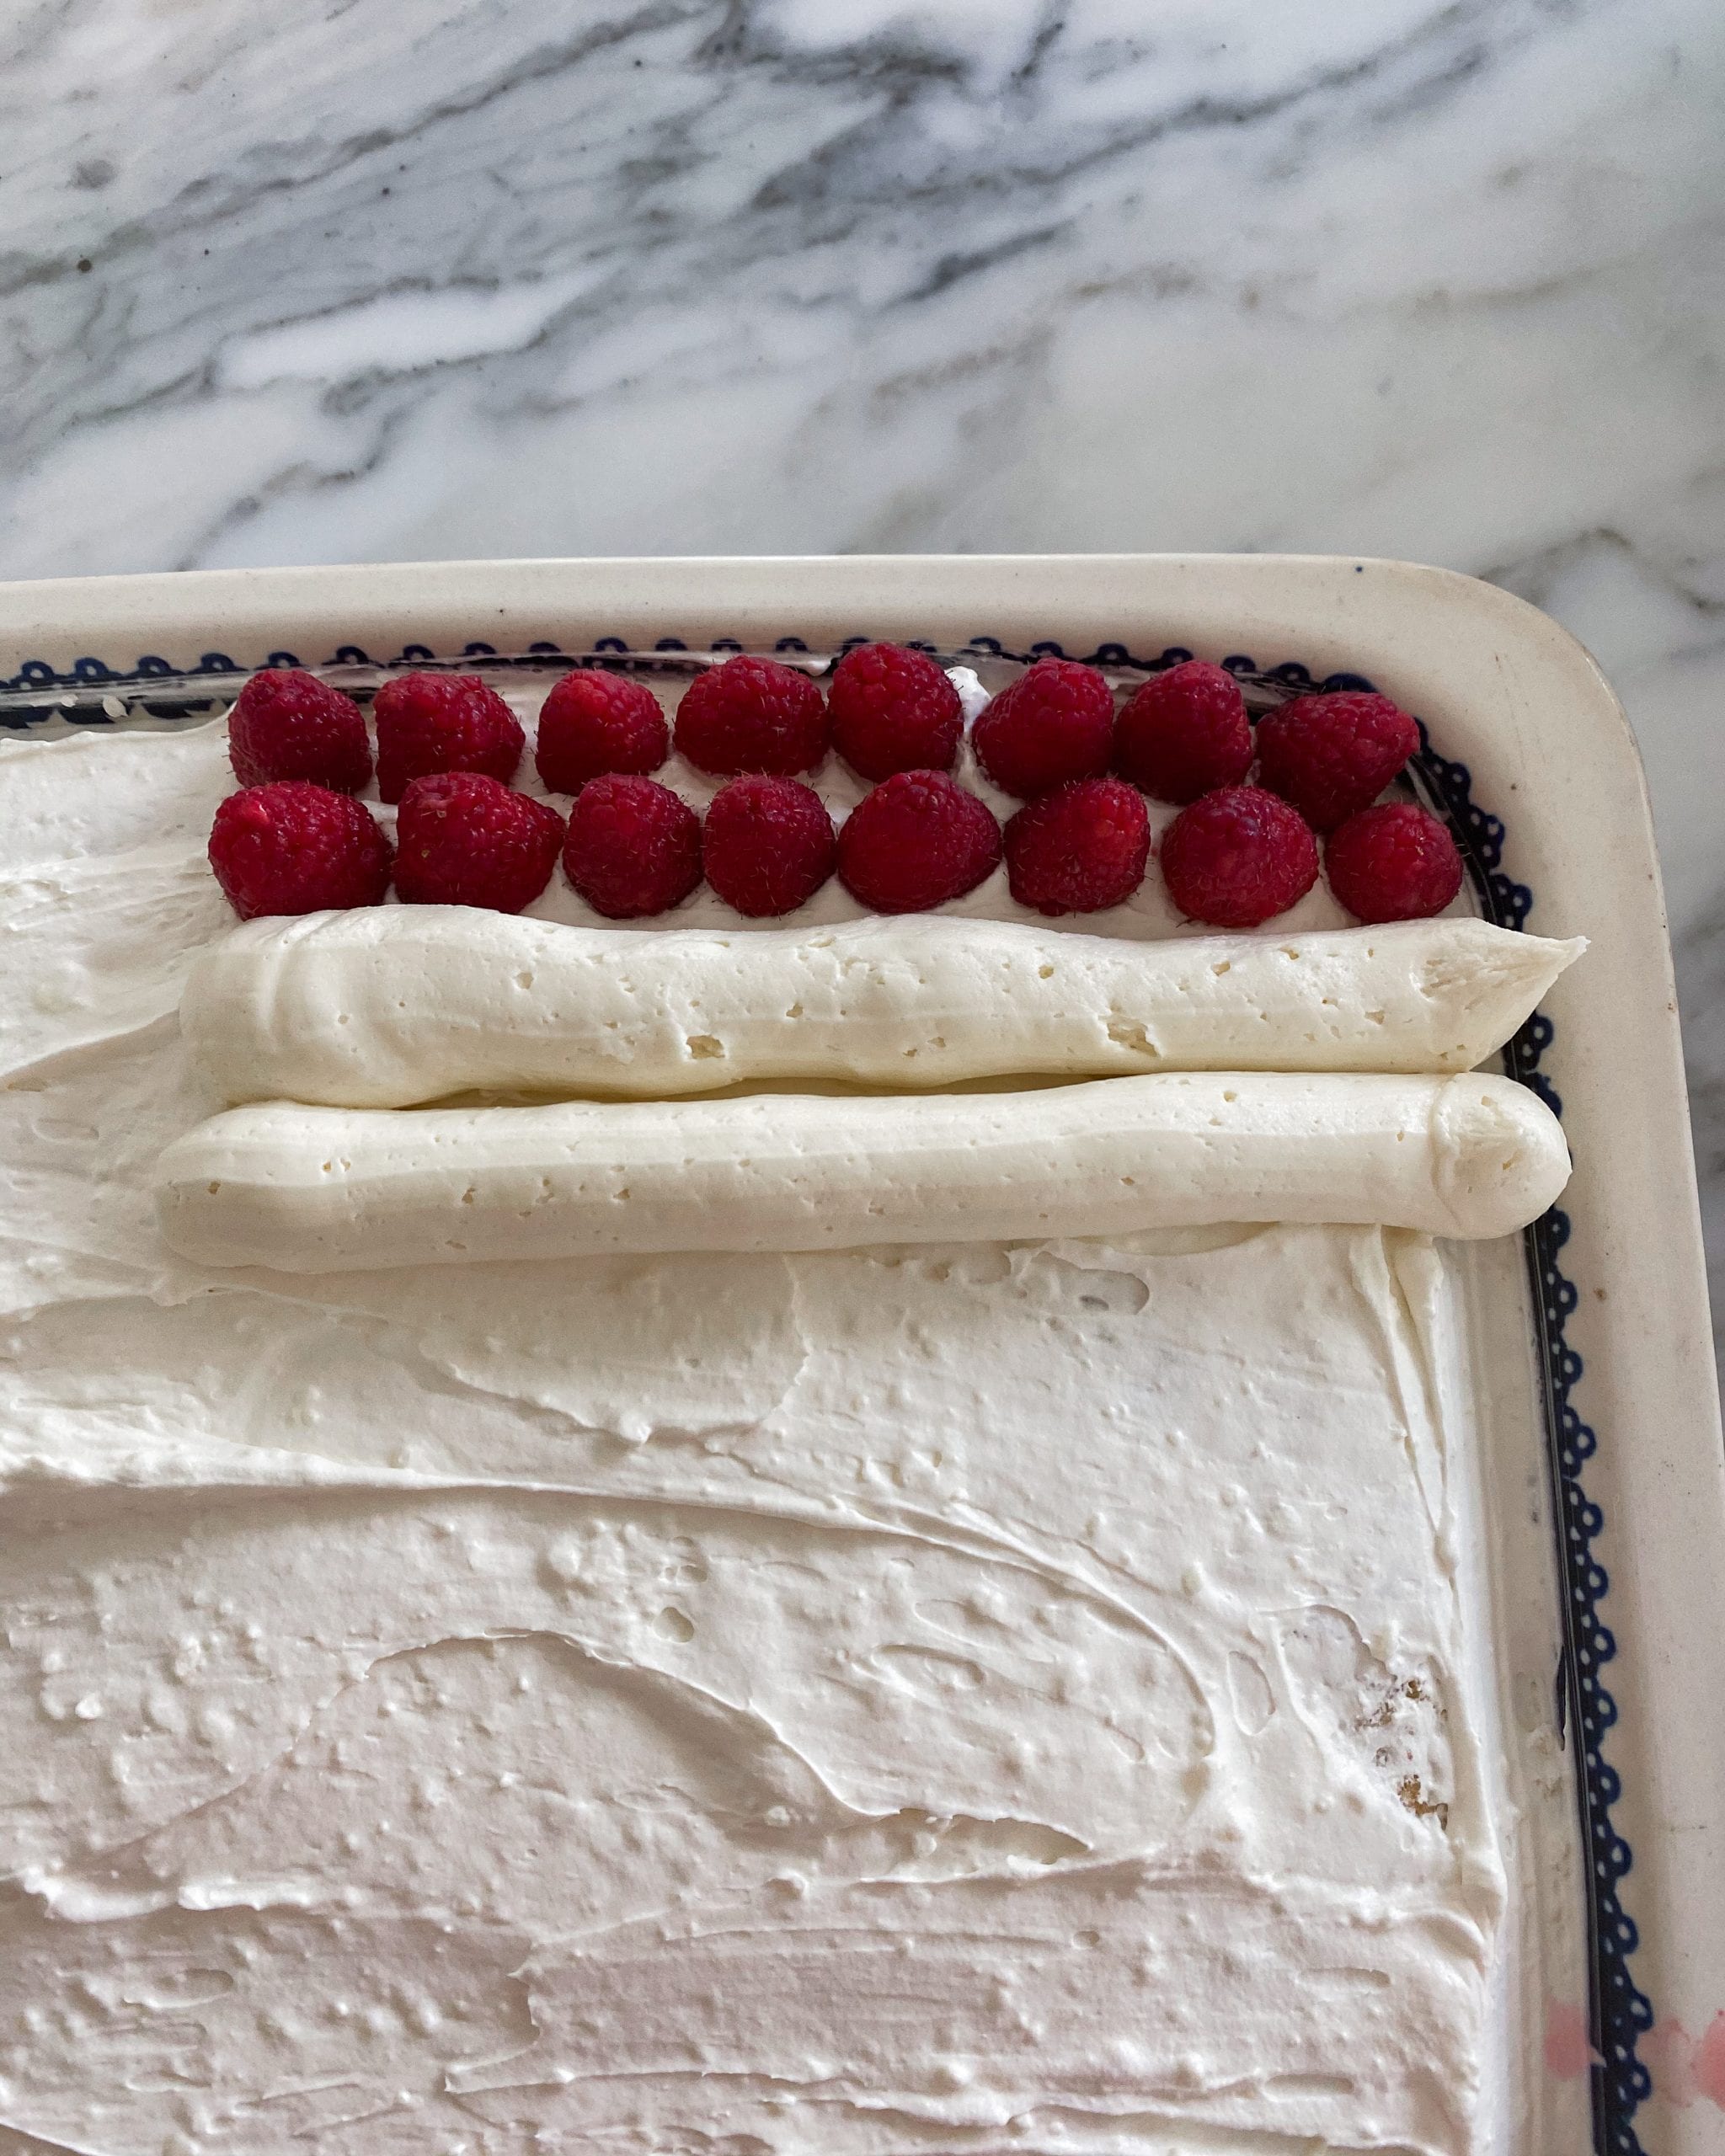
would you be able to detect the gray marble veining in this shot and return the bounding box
[1,0,1720,1352]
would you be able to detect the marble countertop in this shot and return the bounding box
[1,0,1720,1358]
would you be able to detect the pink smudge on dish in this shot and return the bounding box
[1642,2020,1698,2105]
[1545,1999,1601,2079]
[1619,2012,1725,2110]
[1694,2014,1725,2108]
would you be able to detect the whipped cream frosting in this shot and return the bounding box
[183,908,1585,1107]
[157,1070,1570,1272]
[0,713,1517,2153]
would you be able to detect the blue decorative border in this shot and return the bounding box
[0,633,1652,2148]
[1415,722,1653,2155]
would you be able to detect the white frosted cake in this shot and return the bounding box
[0,675,1579,2153]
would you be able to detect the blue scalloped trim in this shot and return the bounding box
[1402,727,1650,2154]
[0,632,1652,2148]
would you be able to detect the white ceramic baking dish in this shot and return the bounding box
[2,553,1717,2156]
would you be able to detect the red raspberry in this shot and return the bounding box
[563,774,702,918]
[1004,778,1151,916]
[1114,660,1252,806]
[227,668,371,793]
[394,772,564,914]
[674,654,828,776]
[1326,802,1464,923]
[837,771,1001,914]
[373,671,525,803]
[208,782,392,921]
[534,670,668,792]
[1160,785,1318,928]
[702,776,836,918]
[971,656,1114,798]
[828,643,963,782]
[1255,691,1418,833]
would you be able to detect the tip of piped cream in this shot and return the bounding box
[1430,1075,1573,1239]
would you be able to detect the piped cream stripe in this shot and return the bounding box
[180,909,1585,1108]
[156,1070,1572,1273]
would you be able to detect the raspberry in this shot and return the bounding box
[702,776,836,918]
[1255,691,1418,833]
[971,656,1114,798]
[1326,802,1464,923]
[1160,785,1318,928]
[828,643,963,782]
[837,771,1001,914]
[563,774,702,919]
[394,772,564,915]
[1113,660,1252,806]
[1004,778,1151,916]
[534,670,668,792]
[227,668,372,793]
[372,671,525,803]
[673,654,828,776]
[208,782,392,921]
